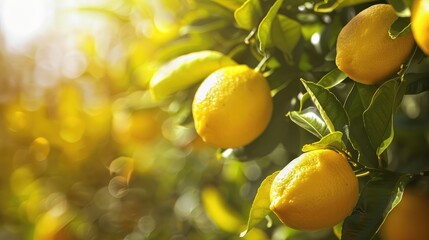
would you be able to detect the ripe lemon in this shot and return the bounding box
[380,187,429,240]
[412,0,429,55]
[270,149,359,230]
[192,65,272,148]
[336,4,415,85]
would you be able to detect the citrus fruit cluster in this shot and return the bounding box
[269,149,359,230]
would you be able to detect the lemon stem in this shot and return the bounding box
[355,171,370,178]
[244,28,257,45]
[255,55,270,73]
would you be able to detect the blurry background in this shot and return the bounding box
[0,0,283,239]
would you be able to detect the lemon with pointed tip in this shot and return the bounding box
[270,149,359,230]
[336,4,415,85]
[192,65,272,148]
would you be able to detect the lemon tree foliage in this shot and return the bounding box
[143,0,429,238]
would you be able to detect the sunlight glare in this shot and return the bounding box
[0,0,52,48]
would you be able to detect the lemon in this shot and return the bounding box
[192,65,272,148]
[412,0,429,55]
[380,187,429,240]
[336,4,415,85]
[270,149,359,230]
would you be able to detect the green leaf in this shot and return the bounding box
[241,171,279,237]
[288,107,330,139]
[272,14,301,60]
[363,79,399,156]
[344,83,377,122]
[342,171,413,240]
[282,0,312,8]
[234,0,262,30]
[389,17,411,39]
[302,131,347,152]
[404,73,429,94]
[257,0,284,53]
[344,83,378,167]
[336,0,378,9]
[212,0,246,11]
[387,0,412,17]
[318,68,348,89]
[301,79,350,134]
[150,50,237,100]
[333,222,343,239]
[300,68,347,110]
[394,80,408,110]
[314,0,345,13]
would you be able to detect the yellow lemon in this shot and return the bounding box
[192,65,272,148]
[412,0,429,54]
[336,4,415,85]
[380,187,429,240]
[270,149,359,230]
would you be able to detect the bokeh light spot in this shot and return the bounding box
[29,137,50,161]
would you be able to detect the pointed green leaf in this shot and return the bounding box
[212,0,246,11]
[318,68,348,89]
[405,73,429,94]
[387,0,411,17]
[272,14,301,59]
[336,0,377,9]
[257,0,284,53]
[150,50,237,100]
[394,80,408,110]
[234,0,262,30]
[342,171,413,240]
[333,222,343,239]
[302,131,347,152]
[344,83,377,127]
[363,79,399,156]
[300,68,347,111]
[344,83,378,167]
[288,107,330,139]
[389,17,411,39]
[301,79,349,134]
[241,171,279,237]
[314,0,344,13]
